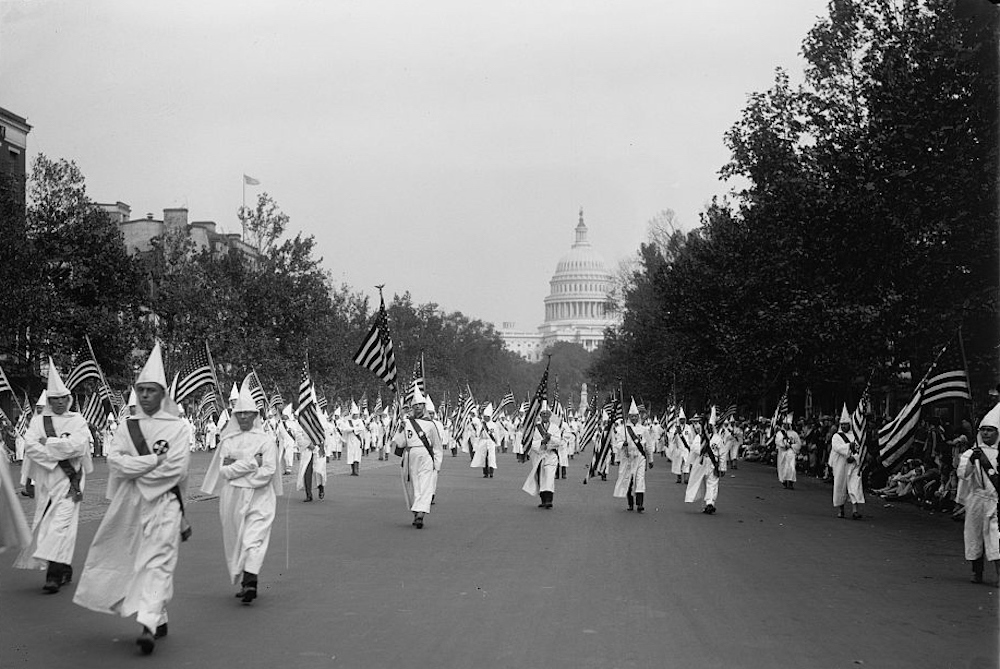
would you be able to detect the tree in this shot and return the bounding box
[238,192,289,254]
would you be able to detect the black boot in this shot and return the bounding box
[636,492,645,513]
[626,492,634,511]
[239,571,258,603]
[561,466,567,479]
[414,512,424,529]
[136,626,156,655]
[318,484,325,499]
[545,491,553,509]
[42,562,64,594]
[554,467,561,480]
[488,467,494,478]
[351,462,359,476]
[971,556,985,583]
[483,467,489,478]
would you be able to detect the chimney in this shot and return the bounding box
[163,207,188,230]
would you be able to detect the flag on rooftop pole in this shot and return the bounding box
[353,287,398,393]
[519,358,550,449]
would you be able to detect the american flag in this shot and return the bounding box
[579,392,601,449]
[922,369,972,406]
[0,363,13,396]
[15,393,32,436]
[353,293,398,393]
[851,384,870,467]
[65,358,102,390]
[81,392,108,430]
[720,403,738,424]
[198,388,219,421]
[297,361,326,448]
[172,345,216,403]
[552,376,566,419]
[404,353,425,407]
[317,395,328,412]
[268,385,284,413]
[519,361,550,448]
[452,385,476,444]
[244,370,267,412]
[588,391,621,478]
[770,383,788,434]
[374,391,383,415]
[496,388,515,415]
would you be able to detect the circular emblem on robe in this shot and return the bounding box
[153,440,170,455]
[60,432,72,439]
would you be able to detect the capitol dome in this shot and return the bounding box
[498,209,618,361]
[543,209,614,327]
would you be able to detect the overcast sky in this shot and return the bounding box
[1,0,829,330]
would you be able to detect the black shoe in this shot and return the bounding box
[154,623,168,639]
[318,486,325,500]
[706,505,716,514]
[851,512,862,520]
[972,573,984,584]
[415,515,424,529]
[42,578,60,594]
[538,501,546,508]
[136,628,156,655]
[304,495,313,502]
[241,586,257,603]
[61,564,73,586]
[637,506,644,513]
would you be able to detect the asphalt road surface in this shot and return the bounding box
[1,450,996,669]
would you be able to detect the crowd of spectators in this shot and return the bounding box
[739,412,975,520]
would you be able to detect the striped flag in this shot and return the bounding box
[244,370,267,412]
[360,394,368,413]
[579,392,601,450]
[0,363,13,396]
[588,390,621,479]
[172,345,216,403]
[851,385,871,468]
[519,361,550,448]
[15,393,32,436]
[81,393,108,430]
[374,391,383,415]
[552,376,566,419]
[404,353,425,407]
[720,403,738,424]
[922,370,972,406]
[65,358,102,390]
[770,383,789,433]
[496,388,515,415]
[353,294,398,393]
[878,380,924,469]
[296,361,326,448]
[198,388,218,421]
[518,401,528,414]
[268,385,284,414]
[452,385,476,444]
[317,395,328,412]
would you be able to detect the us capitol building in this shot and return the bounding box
[499,210,619,362]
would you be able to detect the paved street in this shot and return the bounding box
[1,450,996,669]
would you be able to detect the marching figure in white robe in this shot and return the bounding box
[15,359,93,593]
[957,402,1000,585]
[392,384,443,529]
[685,418,721,513]
[829,405,865,519]
[614,399,652,512]
[775,415,799,489]
[522,402,563,508]
[471,403,499,478]
[293,409,326,502]
[200,381,282,603]
[669,410,692,483]
[73,343,191,655]
[340,403,365,475]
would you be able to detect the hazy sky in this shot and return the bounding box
[1,0,829,330]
